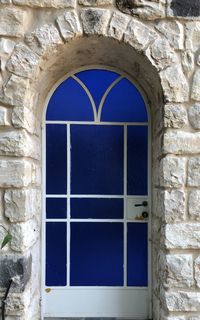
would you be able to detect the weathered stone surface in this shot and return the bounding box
[165,291,200,312]
[0,160,32,188]
[5,293,26,315]
[116,0,165,20]
[31,163,41,186]
[186,22,200,52]
[10,219,39,252]
[163,130,200,154]
[0,8,25,37]
[165,223,200,249]
[0,130,40,160]
[188,190,200,220]
[124,19,157,51]
[12,106,39,136]
[108,12,130,41]
[0,106,10,126]
[188,157,200,187]
[13,0,75,8]
[147,37,177,70]
[182,51,195,78]
[195,256,200,288]
[155,20,184,50]
[164,254,193,288]
[163,189,185,223]
[191,69,200,101]
[0,75,29,107]
[56,11,82,41]
[0,39,15,72]
[164,104,187,128]
[25,24,62,56]
[6,44,39,79]
[160,156,186,187]
[188,104,200,129]
[168,0,200,18]
[160,65,189,102]
[79,0,112,5]
[5,189,40,223]
[80,9,111,35]
[0,254,31,292]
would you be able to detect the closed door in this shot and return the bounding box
[43,68,150,319]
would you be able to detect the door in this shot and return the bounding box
[43,68,150,318]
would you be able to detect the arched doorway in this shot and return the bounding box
[43,67,150,318]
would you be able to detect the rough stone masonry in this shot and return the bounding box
[0,0,200,319]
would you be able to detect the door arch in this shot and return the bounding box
[43,66,151,318]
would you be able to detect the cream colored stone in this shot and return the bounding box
[188,157,200,187]
[165,223,200,249]
[0,75,29,107]
[160,156,186,187]
[0,8,25,37]
[195,256,200,288]
[0,160,32,188]
[155,20,184,50]
[163,189,185,223]
[57,11,82,41]
[80,8,111,35]
[0,106,10,126]
[188,104,200,129]
[0,39,15,72]
[191,69,200,101]
[163,130,200,154]
[186,22,200,52]
[189,190,200,220]
[108,12,130,41]
[182,50,195,78]
[164,104,187,128]
[13,0,75,8]
[79,0,112,5]
[12,106,39,136]
[165,291,200,312]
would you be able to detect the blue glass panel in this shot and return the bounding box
[127,126,148,195]
[46,222,67,286]
[71,125,124,195]
[75,69,120,112]
[46,198,67,219]
[101,78,148,122]
[71,198,123,219]
[127,222,148,286]
[46,124,67,195]
[46,77,94,121]
[70,222,123,286]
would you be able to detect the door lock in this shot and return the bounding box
[134,201,148,207]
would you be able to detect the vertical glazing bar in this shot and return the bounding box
[124,125,127,287]
[67,124,71,287]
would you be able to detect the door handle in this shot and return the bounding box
[134,201,148,207]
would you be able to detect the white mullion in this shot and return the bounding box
[124,125,127,287]
[67,124,71,287]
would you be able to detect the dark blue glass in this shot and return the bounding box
[101,78,148,122]
[71,125,124,195]
[46,77,94,121]
[127,126,148,195]
[71,198,123,219]
[70,222,123,286]
[46,124,67,194]
[75,69,120,112]
[46,198,67,219]
[46,222,67,286]
[127,222,148,286]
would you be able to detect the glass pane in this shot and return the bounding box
[101,78,148,122]
[127,222,148,286]
[46,77,94,121]
[71,125,124,195]
[71,198,123,219]
[75,69,120,112]
[46,222,67,286]
[46,198,67,219]
[46,124,67,195]
[70,222,124,286]
[127,126,148,195]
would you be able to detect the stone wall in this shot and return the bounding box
[0,0,200,319]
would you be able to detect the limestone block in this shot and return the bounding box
[0,39,15,72]
[186,22,200,52]
[12,106,39,136]
[189,190,200,220]
[163,189,185,223]
[10,219,39,252]
[31,163,41,186]
[25,24,62,56]
[108,12,130,41]
[0,0,12,3]
[6,44,39,79]
[188,157,200,187]
[163,130,200,154]
[164,317,185,320]
[164,254,193,288]
[57,11,82,41]
[188,104,200,129]
[191,69,200,101]
[0,190,4,222]
[182,50,195,78]
[0,106,10,126]
[0,160,32,188]
[164,104,187,128]
[5,189,41,223]
[165,291,200,312]
[13,0,75,8]
[160,65,189,102]
[79,0,112,5]
[0,75,29,107]
[160,156,186,187]
[124,19,157,51]
[0,130,40,160]
[155,20,184,50]
[195,256,200,288]
[0,8,25,37]
[5,294,25,315]
[165,223,200,249]
[147,37,177,70]
[80,8,111,35]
